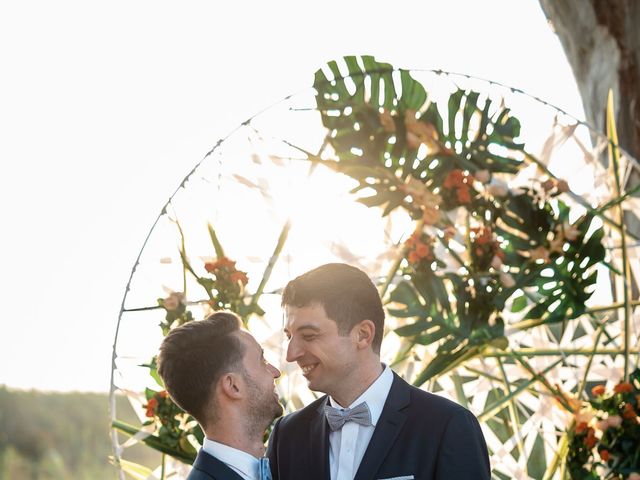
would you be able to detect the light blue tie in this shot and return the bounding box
[259,457,272,480]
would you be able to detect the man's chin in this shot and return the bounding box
[271,402,284,420]
[305,379,328,395]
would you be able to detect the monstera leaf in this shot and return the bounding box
[313,55,524,216]
[495,196,606,326]
[312,55,608,386]
[389,277,506,384]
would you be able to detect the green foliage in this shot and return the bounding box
[313,55,608,384]
[0,386,159,479]
[566,371,640,479]
[313,55,523,218]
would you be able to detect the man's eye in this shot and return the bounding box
[302,335,316,341]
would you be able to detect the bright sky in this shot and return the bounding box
[0,0,585,392]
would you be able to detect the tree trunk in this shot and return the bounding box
[539,0,640,238]
[539,0,640,158]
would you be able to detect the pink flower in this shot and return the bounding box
[608,414,623,428]
[487,184,509,198]
[474,169,491,184]
[596,415,622,431]
[162,292,185,311]
[500,272,516,288]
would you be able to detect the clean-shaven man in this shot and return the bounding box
[267,263,490,480]
[158,311,282,480]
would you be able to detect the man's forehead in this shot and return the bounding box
[284,303,329,329]
[236,329,260,350]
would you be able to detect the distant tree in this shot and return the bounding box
[0,387,157,479]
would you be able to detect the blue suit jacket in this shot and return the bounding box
[187,449,246,480]
[267,372,490,480]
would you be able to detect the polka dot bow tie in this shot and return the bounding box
[324,401,372,431]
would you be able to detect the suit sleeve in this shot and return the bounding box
[435,408,491,480]
[266,417,282,480]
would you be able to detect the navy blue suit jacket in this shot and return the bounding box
[267,372,490,480]
[187,449,246,480]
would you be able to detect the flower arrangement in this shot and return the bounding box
[566,370,640,479]
[313,55,607,383]
[142,389,202,459]
[113,221,289,467]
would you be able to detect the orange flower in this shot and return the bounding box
[204,262,217,273]
[145,397,158,417]
[600,449,610,462]
[443,169,466,189]
[584,428,597,448]
[415,242,430,259]
[623,403,637,420]
[422,205,440,225]
[456,186,471,204]
[159,390,169,398]
[230,271,249,285]
[575,421,588,434]
[205,257,236,273]
[408,251,420,264]
[614,382,633,394]
[591,385,606,397]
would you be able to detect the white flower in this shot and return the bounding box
[163,292,185,311]
[575,408,593,424]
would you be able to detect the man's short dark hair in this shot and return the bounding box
[281,263,385,354]
[157,311,244,426]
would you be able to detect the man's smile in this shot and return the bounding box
[300,363,318,376]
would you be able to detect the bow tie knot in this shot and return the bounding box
[324,401,372,431]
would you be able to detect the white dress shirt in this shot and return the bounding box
[202,437,261,480]
[328,365,394,480]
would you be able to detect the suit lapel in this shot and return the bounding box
[192,449,246,480]
[353,373,410,480]
[308,396,330,480]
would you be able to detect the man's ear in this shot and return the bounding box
[353,319,376,349]
[218,372,243,400]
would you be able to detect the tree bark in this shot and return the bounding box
[539,0,640,159]
[540,0,640,241]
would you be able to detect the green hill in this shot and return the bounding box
[0,386,159,479]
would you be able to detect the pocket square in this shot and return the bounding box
[377,476,414,480]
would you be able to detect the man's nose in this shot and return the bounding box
[286,337,303,363]
[268,363,281,378]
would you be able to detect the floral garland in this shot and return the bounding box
[566,370,640,479]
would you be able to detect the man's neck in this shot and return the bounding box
[330,359,383,407]
[204,420,266,458]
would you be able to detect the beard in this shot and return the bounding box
[242,370,283,436]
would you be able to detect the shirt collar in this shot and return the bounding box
[202,437,260,480]
[329,364,393,427]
